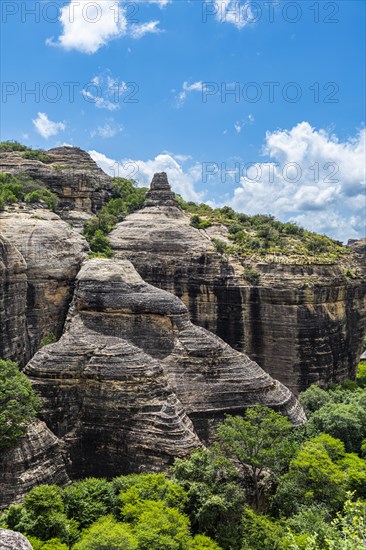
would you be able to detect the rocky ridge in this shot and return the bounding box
[110,173,366,393]
[23,258,304,481]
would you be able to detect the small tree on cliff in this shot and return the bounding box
[216,407,294,509]
[0,359,40,451]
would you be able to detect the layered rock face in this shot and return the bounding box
[0,420,70,509]
[0,146,112,227]
[0,530,33,549]
[110,173,366,393]
[0,236,29,365]
[24,259,304,478]
[0,207,88,363]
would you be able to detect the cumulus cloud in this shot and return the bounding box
[46,0,165,54]
[227,122,366,242]
[89,150,204,202]
[32,112,66,139]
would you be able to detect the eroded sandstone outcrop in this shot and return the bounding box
[24,259,304,479]
[0,236,29,365]
[0,530,33,549]
[0,419,70,509]
[109,173,366,393]
[0,207,88,362]
[0,146,112,228]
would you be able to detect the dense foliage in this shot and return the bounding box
[82,178,147,257]
[180,198,349,263]
[0,173,58,211]
[0,359,40,451]
[0,141,52,163]
[2,364,366,549]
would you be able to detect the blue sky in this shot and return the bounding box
[1,0,365,241]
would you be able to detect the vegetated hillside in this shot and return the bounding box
[1,361,366,550]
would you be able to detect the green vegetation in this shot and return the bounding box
[178,197,349,264]
[2,370,366,550]
[0,141,52,163]
[0,173,58,211]
[242,268,260,285]
[40,333,57,347]
[82,178,147,257]
[0,359,40,451]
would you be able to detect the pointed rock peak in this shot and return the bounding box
[144,172,179,207]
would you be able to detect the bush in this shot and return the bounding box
[242,268,260,285]
[63,478,116,529]
[0,141,28,152]
[0,172,58,211]
[40,333,57,347]
[23,150,53,164]
[212,239,228,255]
[73,516,137,550]
[0,359,40,451]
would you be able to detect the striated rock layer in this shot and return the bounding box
[0,420,70,509]
[0,146,112,224]
[0,530,33,549]
[0,207,88,364]
[109,173,366,393]
[24,259,304,481]
[0,236,29,365]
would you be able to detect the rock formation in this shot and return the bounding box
[0,420,70,509]
[0,146,112,229]
[0,207,88,364]
[110,173,366,393]
[0,236,29,366]
[0,529,33,549]
[23,259,304,482]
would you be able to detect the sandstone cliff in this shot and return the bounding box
[109,173,366,393]
[0,207,88,364]
[0,419,70,509]
[0,236,29,366]
[0,146,112,228]
[23,258,304,481]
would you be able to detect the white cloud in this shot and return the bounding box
[227,122,366,242]
[91,121,123,138]
[46,0,164,54]
[214,0,255,29]
[176,81,203,107]
[130,20,161,39]
[82,73,127,111]
[46,0,127,54]
[32,113,66,139]
[89,150,204,202]
[234,115,255,134]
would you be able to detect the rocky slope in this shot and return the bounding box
[23,258,304,481]
[0,207,88,364]
[0,420,69,509]
[110,173,366,393]
[0,147,112,223]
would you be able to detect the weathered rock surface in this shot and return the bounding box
[0,420,70,509]
[0,207,88,363]
[0,146,112,227]
[348,237,366,256]
[110,173,366,393]
[24,259,304,479]
[0,529,33,549]
[0,236,29,365]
